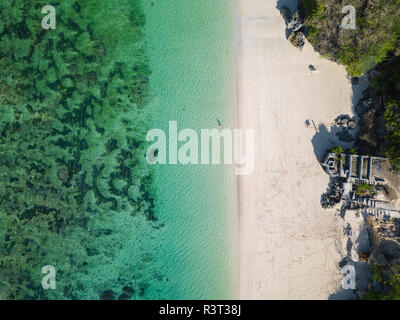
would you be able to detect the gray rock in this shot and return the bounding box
[288,31,305,49]
[309,65,317,74]
[341,118,349,126]
[281,9,305,49]
[334,114,352,127]
[321,179,344,208]
[347,120,356,130]
[287,12,303,32]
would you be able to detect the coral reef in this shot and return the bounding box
[0,0,161,299]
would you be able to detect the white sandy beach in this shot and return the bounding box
[237,0,360,299]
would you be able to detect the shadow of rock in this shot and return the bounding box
[355,220,374,254]
[352,73,386,156]
[311,123,353,162]
[329,288,358,300]
[276,0,302,39]
[276,0,299,15]
[311,124,331,162]
[320,176,336,201]
[377,239,400,261]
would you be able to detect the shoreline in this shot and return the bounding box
[143,0,237,299]
[237,0,358,299]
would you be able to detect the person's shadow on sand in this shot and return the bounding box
[311,124,336,161]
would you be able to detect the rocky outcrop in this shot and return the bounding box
[288,31,305,49]
[287,11,304,33]
[334,115,356,130]
[321,178,344,208]
[280,7,305,49]
[333,115,357,142]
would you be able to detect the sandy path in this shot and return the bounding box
[237,0,355,299]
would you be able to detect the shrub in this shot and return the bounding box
[301,0,400,77]
[329,146,344,154]
[354,183,375,197]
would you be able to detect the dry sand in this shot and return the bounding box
[237,0,360,299]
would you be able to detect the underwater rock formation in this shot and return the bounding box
[0,0,161,299]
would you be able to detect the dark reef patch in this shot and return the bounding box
[0,0,161,299]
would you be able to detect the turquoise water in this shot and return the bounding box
[0,0,236,299]
[143,0,238,299]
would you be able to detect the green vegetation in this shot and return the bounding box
[366,265,400,300]
[348,148,358,155]
[302,1,400,170]
[329,146,344,154]
[354,183,376,197]
[0,0,159,299]
[301,0,400,76]
[302,0,324,20]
